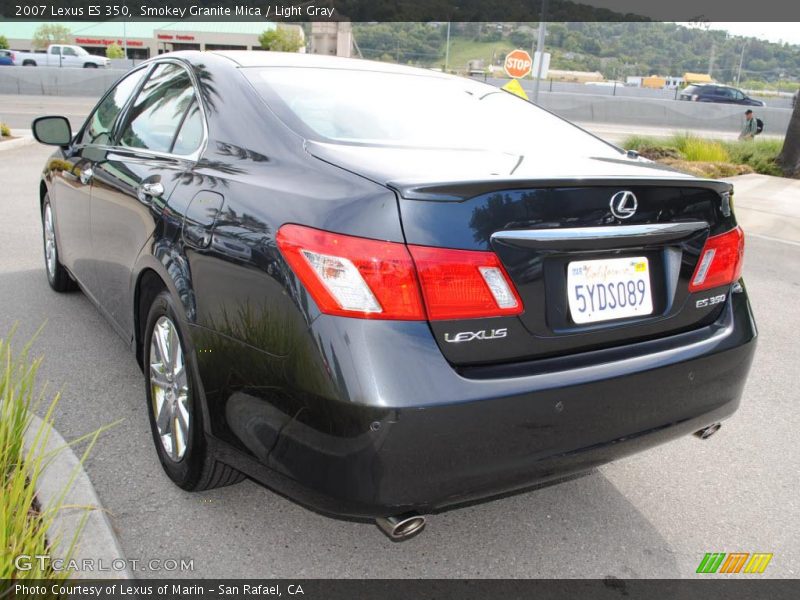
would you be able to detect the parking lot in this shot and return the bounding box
[1,139,798,578]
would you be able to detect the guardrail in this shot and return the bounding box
[536,92,791,134]
[0,66,128,97]
[0,65,791,134]
[478,77,791,134]
[480,76,795,109]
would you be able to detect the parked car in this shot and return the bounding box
[15,44,109,68]
[679,83,765,106]
[0,49,15,65]
[32,52,756,541]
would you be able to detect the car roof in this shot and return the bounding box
[694,83,740,90]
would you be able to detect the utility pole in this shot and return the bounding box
[531,0,548,103]
[708,41,715,78]
[123,20,128,64]
[444,21,450,72]
[736,39,749,85]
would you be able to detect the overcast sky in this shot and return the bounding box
[707,23,800,45]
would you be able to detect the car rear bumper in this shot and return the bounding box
[212,285,756,518]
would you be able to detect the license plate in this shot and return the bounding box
[567,257,653,324]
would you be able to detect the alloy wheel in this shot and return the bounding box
[149,316,190,461]
[43,204,57,279]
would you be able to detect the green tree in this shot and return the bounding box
[353,23,443,64]
[32,24,71,50]
[0,35,9,50]
[259,28,304,52]
[106,43,125,59]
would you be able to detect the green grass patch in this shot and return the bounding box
[722,138,784,177]
[1,330,109,580]
[623,133,783,178]
[671,133,730,163]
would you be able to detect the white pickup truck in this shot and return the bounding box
[15,44,110,68]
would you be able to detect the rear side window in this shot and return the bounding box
[80,67,147,146]
[120,63,197,154]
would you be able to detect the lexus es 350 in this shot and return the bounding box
[32,52,756,540]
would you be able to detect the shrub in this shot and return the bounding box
[621,135,666,152]
[671,134,730,163]
[1,332,107,579]
[622,133,783,177]
[723,139,783,177]
[0,123,10,137]
[105,43,125,59]
[259,28,304,52]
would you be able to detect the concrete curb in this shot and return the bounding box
[0,135,35,152]
[24,413,133,580]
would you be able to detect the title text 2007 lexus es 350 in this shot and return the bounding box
[32,52,756,540]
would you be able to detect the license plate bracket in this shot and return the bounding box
[567,256,654,324]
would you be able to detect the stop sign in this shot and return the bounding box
[504,49,533,79]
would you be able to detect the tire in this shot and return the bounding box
[41,196,77,292]
[23,60,36,67]
[143,291,245,491]
[83,63,97,68]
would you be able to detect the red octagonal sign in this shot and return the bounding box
[504,49,533,79]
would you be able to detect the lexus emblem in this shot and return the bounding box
[610,191,638,220]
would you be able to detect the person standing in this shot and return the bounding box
[739,109,758,140]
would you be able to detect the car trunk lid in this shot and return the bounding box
[305,143,737,367]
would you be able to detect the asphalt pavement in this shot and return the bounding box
[1,141,798,578]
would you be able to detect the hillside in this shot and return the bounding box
[353,22,800,86]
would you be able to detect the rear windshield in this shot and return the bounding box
[683,85,703,94]
[244,67,621,156]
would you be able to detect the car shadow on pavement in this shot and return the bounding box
[0,268,679,579]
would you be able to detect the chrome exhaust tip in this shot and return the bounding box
[375,513,426,540]
[694,423,722,440]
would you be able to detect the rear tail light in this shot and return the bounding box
[276,224,424,320]
[689,226,745,292]
[276,224,523,321]
[408,246,522,320]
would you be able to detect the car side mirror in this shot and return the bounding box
[32,116,72,147]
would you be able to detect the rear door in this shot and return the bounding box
[90,61,205,337]
[46,46,59,66]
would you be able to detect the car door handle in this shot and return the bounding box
[80,167,93,185]
[139,182,164,197]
